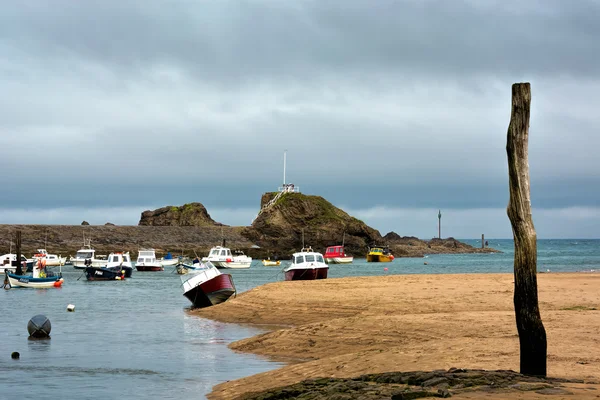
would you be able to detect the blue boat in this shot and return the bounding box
[4,270,63,289]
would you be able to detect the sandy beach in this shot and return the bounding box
[193,273,600,399]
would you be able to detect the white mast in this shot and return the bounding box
[283,150,287,186]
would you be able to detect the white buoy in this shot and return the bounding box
[67,304,75,312]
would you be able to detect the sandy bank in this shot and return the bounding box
[192,273,600,399]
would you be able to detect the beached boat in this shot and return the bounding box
[71,242,106,269]
[0,254,35,273]
[159,252,179,267]
[284,247,328,281]
[323,245,354,264]
[201,246,252,269]
[181,261,236,308]
[32,249,66,267]
[366,246,395,263]
[136,249,164,271]
[104,252,134,277]
[4,260,63,289]
[262,258,281,266]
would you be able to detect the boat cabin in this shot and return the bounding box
[293,252,325,265]
[209,246,232,258]
[75,249,95,260]
[108,252,131,264]
[137,249,157,264]
[325,246,346,258]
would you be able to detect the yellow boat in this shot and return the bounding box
[366,246,395,263]
[262,259,281,267]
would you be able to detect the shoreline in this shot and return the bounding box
[193,272,600,399]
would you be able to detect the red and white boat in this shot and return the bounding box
[181,261,236,308]
[323,245,353,264]
[284,247,328,281]
[135,249,164,271]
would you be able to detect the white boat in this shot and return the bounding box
[103,252,134,277]
[71,242,106,269]
[284,246,329,281]
[0,254,35,273]
[5,260,64,289]
[201,246,252,269]
[159,252,179,267]
[136,249,164,271]
[32,249,66,267]
[181,261,236,308]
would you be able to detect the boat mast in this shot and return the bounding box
[342,231,345,247]
[283,150,287,186]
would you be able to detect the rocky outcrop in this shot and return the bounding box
[81,221,89,225]
[242,192,382,257]
[138,203,224,227]
[384,232,499,257]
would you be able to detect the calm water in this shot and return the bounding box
[1,239,598,399]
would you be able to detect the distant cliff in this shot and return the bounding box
[139,203,224,227]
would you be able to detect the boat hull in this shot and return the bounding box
[160,259,179,267]
[324,256,354,264]
[262,260,281,266]
[85,267,126,281]
[72,259,107,269]
[366,254,394,263]
[135,264,164,272]
[7,273,63,288]
[183,274,235,308]
[284,267,328,281]
[211,261,251,269]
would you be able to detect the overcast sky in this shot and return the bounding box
[1,0,598,238]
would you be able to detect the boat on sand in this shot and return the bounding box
[181,261,236,308]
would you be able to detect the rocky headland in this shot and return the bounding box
[0,193,498,258]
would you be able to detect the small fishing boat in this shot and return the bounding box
[4,260,63,289]
[104,252,134,277]
[135,249,164,271]
[323,245,353,264]
[0,254,35,274]
[202,246,252,269]
[175,258,204,275]
[71,240,106,269]
[181,261,236,308]
[284,247,328,281]
[32,249,66,267]
[262,258,281,266]
[366,246,394,263]
[159,252,179,267]
[84,265,126,281]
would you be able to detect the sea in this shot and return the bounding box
[0,239,598,400]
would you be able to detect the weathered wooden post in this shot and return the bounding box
[15,230,23,275]
[438,210,442,239]
[481,234,485,249]
[506,82,547,376]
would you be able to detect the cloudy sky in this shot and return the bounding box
[1,0,598,238]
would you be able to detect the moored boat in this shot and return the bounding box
[32,249,66,267]
[202,246,252,269]
[284,247,328,281]
[0,254,35,274]
[84,265,126,281]
[181,261,236,308]
[159,252,179,267]
[104,252,134,277]
[262,258,281,266]
[71,241,106,269]
[366,246,394,263]
[136,249,163,271]
[4,260,63,289]
[323,245,354,264]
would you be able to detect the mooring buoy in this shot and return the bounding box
[11,351,20,359]
[27,315,51,339]
[67,304,75,312]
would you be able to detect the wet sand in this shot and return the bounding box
[192,273,600,399]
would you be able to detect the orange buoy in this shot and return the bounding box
[53,280,62,288]
[384,267,388,271]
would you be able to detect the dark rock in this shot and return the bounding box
[391,390,438,399]
[535,388,574,395]
[139,203,225,227]
[81,221,89,225]
[437,388,452,398]
[105,222,115,226]
[422,377,449,387]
